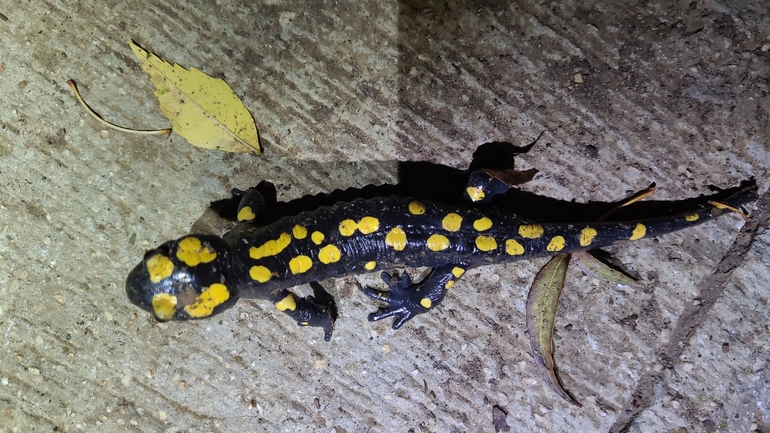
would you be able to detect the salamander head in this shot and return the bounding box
[126,235,240,321]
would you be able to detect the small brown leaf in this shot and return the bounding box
[483,168,539,187]
[526,254,581,406]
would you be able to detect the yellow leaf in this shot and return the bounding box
[129,40,260,153]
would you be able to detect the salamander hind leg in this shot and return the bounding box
[272,288,336,342]
[365,264,466,330]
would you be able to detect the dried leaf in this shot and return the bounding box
[599,183,656,220]
[526,254,581,406]
[130,40,260,153]
[572,250,640,287]
[483,168,539,187]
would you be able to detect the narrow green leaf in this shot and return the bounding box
[526,254,581,406]
[572,250,640,287]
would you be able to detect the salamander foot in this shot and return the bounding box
[299,294,335,342]
[364,272,430,330]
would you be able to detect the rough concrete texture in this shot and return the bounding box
[0,0,768,432]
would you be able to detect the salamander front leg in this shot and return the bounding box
[364,264,466,330]
[464,170,511,203]
[233,188,266,223]
[272,289,335,341]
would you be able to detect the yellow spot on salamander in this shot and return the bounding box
[420,298,432,308]
[466,186,485,202]
[339,216,380,236]
[339,219,358,237]
[250,233,291,259]
[358,216,380,234]
[311,231,325,245]
[505,239,524,255]
[365,261,377,271]
[580,227,597,247]
[452,267,465,278]
[427,234,450,251]
[445,280,455,289]
[292,224,308,239]
[146,254,174,283]
[473,217,493,231]
[385,227,407,251]
[442,213,463,232]
[275,293,297,311]
[318,244,342,264]
[685,213,699,222]
[151,293,177,321]
[519,224,544,239]
[249,265,272,283]
[237,206,256,221]
[408,201,426,215]
[630,223,646,241]
[176,237,217,267]
[546,236,565,252]
[475,235,498,252]
[289,255,313,274]
[185,283,230,318]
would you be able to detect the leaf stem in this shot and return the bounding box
[67,79,172,136]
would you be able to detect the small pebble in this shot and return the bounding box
[574,73,584,83]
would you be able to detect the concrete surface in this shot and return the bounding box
[1,0,769,432]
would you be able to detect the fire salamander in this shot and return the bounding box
[126,172,756,341]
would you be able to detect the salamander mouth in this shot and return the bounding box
[125,261,154,313]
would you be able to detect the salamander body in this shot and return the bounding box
[126,175,755,341]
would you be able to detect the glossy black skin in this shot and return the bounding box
[126,179,756,340]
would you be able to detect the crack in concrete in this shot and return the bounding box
[609,187,770,433]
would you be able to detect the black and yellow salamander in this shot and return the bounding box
[126,173,756,341]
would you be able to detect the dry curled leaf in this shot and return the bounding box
[130,40,260,153]
[526,254,580,406]
[483,168,538,187]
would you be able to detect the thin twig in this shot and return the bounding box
[709,200,749,221]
